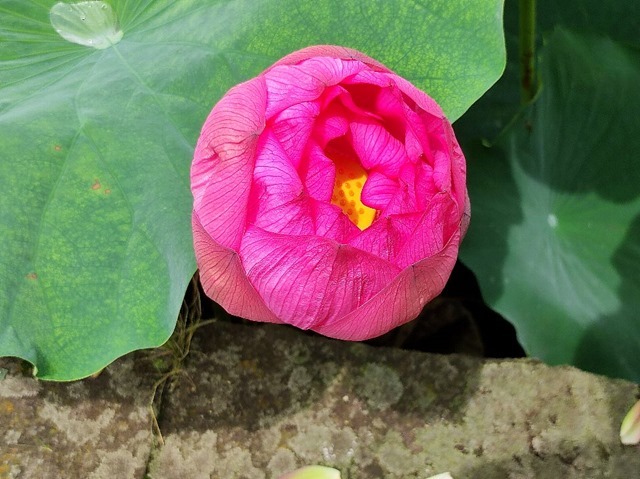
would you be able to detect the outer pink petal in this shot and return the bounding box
[350,121,408,177]
[264,58,366,118]
[191,76,267,250]
[394,195,458,269]
[239,226,399,330]
[444,122,468,215]
[192,213,280,323]
[312,231,461,340]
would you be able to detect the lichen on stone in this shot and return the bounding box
[356,363,404,411]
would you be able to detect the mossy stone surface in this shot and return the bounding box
[0,355,155,479]
[150,322,640,478]
[2,320,638,478]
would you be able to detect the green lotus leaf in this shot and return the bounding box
[461,28,640,382]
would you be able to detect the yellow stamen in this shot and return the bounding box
[329,151,376,229]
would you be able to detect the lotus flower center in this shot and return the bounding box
[330,152,376,230]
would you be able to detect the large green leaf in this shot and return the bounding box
[0,0,505,380]
[460,28,640,382]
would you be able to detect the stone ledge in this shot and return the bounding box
[0,354,156,479]
[150,321,640,479]
[2,320,639,479]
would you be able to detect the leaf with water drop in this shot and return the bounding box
[0,0,505,380]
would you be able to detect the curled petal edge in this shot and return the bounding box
[191,76,267,250]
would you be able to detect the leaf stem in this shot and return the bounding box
[519,0,537,103]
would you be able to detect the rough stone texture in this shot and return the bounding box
[0,355,156,479]
[150,321,640,479]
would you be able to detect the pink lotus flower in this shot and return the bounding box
[191,46,469,340]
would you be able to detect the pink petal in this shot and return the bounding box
[343,69,393,89]
[313,231,461,340]
[350,121,408,177]
[445,122,468,213]
[374,84,409,143]
[270,45,391,73]
[299,142,335,202]
[192,214,280,323]
[270,101,320,169]
[264,57,366,118]
[311,199,360,243]
[348,212,421,261]
[248,131,314,236]
[191,76,267,250]
[461,190,471,238]
[429,133,453,193]
[332,84,384,122]
[414,161,439,210]
[341,77,409,155]
[239,226,399,330]
[402,106,430,163]
[313,111,350,147]
[384,72,446,119]
[361,171,398,209]
[251,197,315,236]
[394,194,459,269]
[252,131,303,198]
[380,163,419,216]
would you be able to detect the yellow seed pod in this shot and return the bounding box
[330,152,376,230]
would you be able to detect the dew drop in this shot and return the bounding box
[547,213,558,228]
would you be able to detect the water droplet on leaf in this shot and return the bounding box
[50,1,123,50]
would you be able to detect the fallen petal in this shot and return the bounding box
[278,465,341,479]
[620,398,640,445]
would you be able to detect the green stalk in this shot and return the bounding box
[519,0,537,103]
